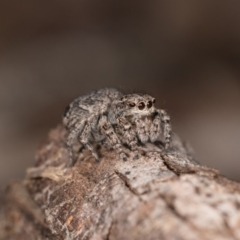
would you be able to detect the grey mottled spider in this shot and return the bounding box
[63,88,171,165]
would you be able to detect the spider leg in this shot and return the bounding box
[117,117,138,150]
[78,121,99,162]
[66,121,86,166]
[157,109,172,149]
[116,117,143,159]
[150,112,161,143]
[67,118,99,165]
[136,118,149,143]
[99,116,128,161]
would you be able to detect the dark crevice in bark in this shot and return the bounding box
[159,193,202,235]
[106,221,114,240]
[114,169,143,201]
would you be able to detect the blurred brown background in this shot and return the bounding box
[1,0,240,193]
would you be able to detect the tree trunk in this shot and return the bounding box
[1,125,240,240]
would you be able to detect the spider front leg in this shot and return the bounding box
[99,116,128,161]
[66,121,85,166]
[154,109,172,149]
[78,121,100,162]
[66,119,99,166]
[116,117,138,150]
[135,118,149,143]
[116,117,144,159]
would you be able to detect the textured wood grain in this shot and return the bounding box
[1,125,240,240]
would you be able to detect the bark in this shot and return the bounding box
[1,125,240,240]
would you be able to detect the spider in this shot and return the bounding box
[63,88,171,165]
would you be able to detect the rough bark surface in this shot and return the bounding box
[1,125,240,240]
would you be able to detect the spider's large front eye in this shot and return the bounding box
[147,101,152,108]
[128,102,136,107]
[138,102,145,110]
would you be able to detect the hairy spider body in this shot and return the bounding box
[63,88,171,165]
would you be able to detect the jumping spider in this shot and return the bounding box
[63,88,171,165]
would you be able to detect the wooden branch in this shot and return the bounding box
[1,125,240,240]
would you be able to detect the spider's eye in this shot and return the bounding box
[138,102,145,110]
[152,98,156,104]
[147,101,152,108]
[128,102,136,107]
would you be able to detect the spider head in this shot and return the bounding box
[119,93,156,117]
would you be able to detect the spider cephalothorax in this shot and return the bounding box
[63,88,171,165]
